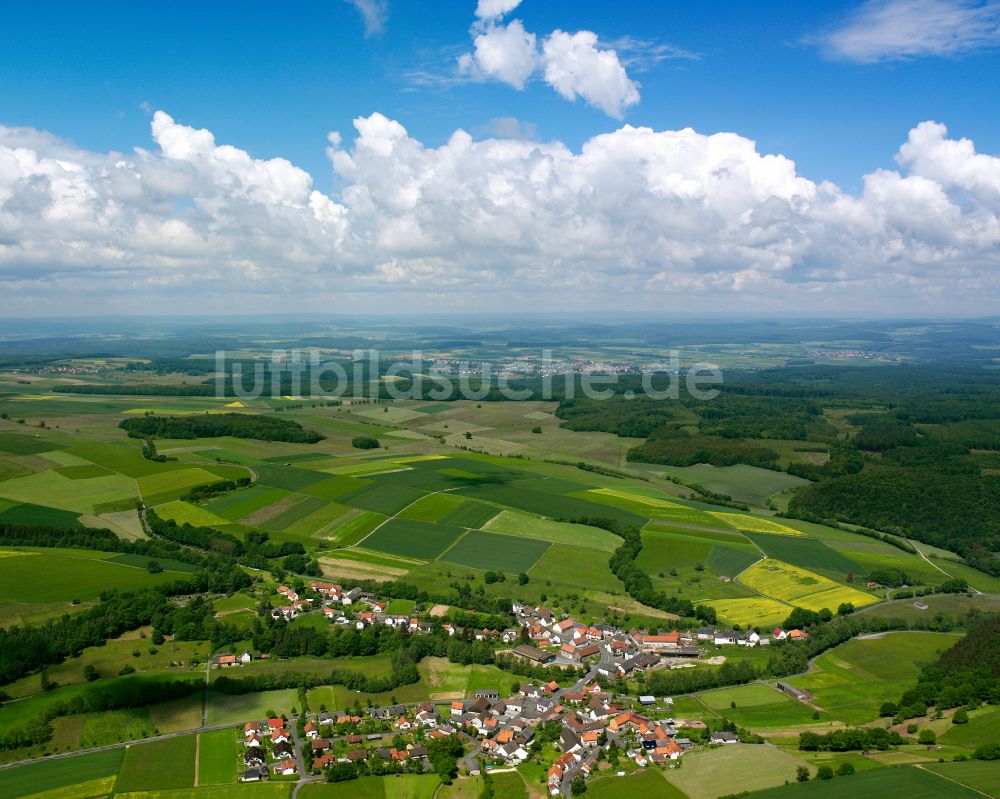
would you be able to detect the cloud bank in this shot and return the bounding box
[0,112,997,314]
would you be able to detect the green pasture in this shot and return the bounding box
[661,463,810,506]
[0,548,182,603]
[155,500,230,528]
[254,463,330,491]
[940,707,1000,749]
[484,509,620,552]
[115,784,293,799]
[587,770,686,799]
[439,529,550,573]
[743,764,983,798]
[0,468,137,514]
[745,533,862,576]
[396,492,465,522]
[528,544,625,594]
[341,482,426,515]
[204,688,298,725]
[790,632,962,725]
[925,759,1000,797]
[360,518,466,559]
[203,485,291,521]
[666,744,812,799]
[115,734,197,792]
[197,728,238,785]
[0,501,84,528]
[0,748,123,799]
[457,482,646,527]
[439,499,498,528]
[330,509,387,545]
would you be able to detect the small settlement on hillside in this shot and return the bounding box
[213,581,812,789]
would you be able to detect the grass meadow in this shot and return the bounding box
[115,735,197,792]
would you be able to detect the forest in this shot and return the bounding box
[119,412,324,442]
[554,364,1000,576]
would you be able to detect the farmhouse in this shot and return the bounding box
[513,644,555,664]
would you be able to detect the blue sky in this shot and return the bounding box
[3,0,996,189]
[0,0,998,315]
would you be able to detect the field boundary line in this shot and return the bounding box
[193,732,200,787]
[914,764,994,798]
[434,528,475,561]
[351,486,464,549]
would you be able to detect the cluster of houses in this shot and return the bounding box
[511,603,808,674]
[437,681,693,796]
[241,718,299,781]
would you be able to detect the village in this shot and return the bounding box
[214,580,812,792]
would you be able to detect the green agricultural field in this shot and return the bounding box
[583,486,682,510]
[484,509,621,552]
[155,500,230,528]
[282,501,354,538]
[858,592,1000,622]
[588,769,687,799]
[0,468,137,514]
[659,463,810,506]
[939,707,1000,749]
[740,559,879,612]
[360,518,467,559]
[439,530,551,573]
[0,748,124,799]
[262,495,330,530]
[79,707,156,747]
[197,728,238,785]
[925,760,1000,797]
[528,543,625,594]
[0,501,84,528]
[708,543,763,577]
[115,734,197,792]
[0,548,182,603]
[708,512,804,536]
[341,483,426,515]
[253,463,330,491]
[928,558,1000,593]
[439,499,498,528]
[115,786,292,799]
[742,764,984,798]
[707,596,791,628]
[298,775,440,799]
[638,527,713,572]
[790,632,962,725]
[0,431,61,455]
[745,533,862,576]
[666,744,813,799]
[136,467,225,504]
[330,510,388,545]
[106,552,198,572]
[396,492,465,522]
[701,682,790,711]
[54,463,114,479]
[69,442,190,478]
[203,485,291,521]
[205,688,299,725]
[457,483,647,527]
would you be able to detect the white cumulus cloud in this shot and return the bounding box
[458,3,640,117]
[542,30,640,118]
[475,0,523,21]
[460,19,539,89]
[0,112,998,314]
